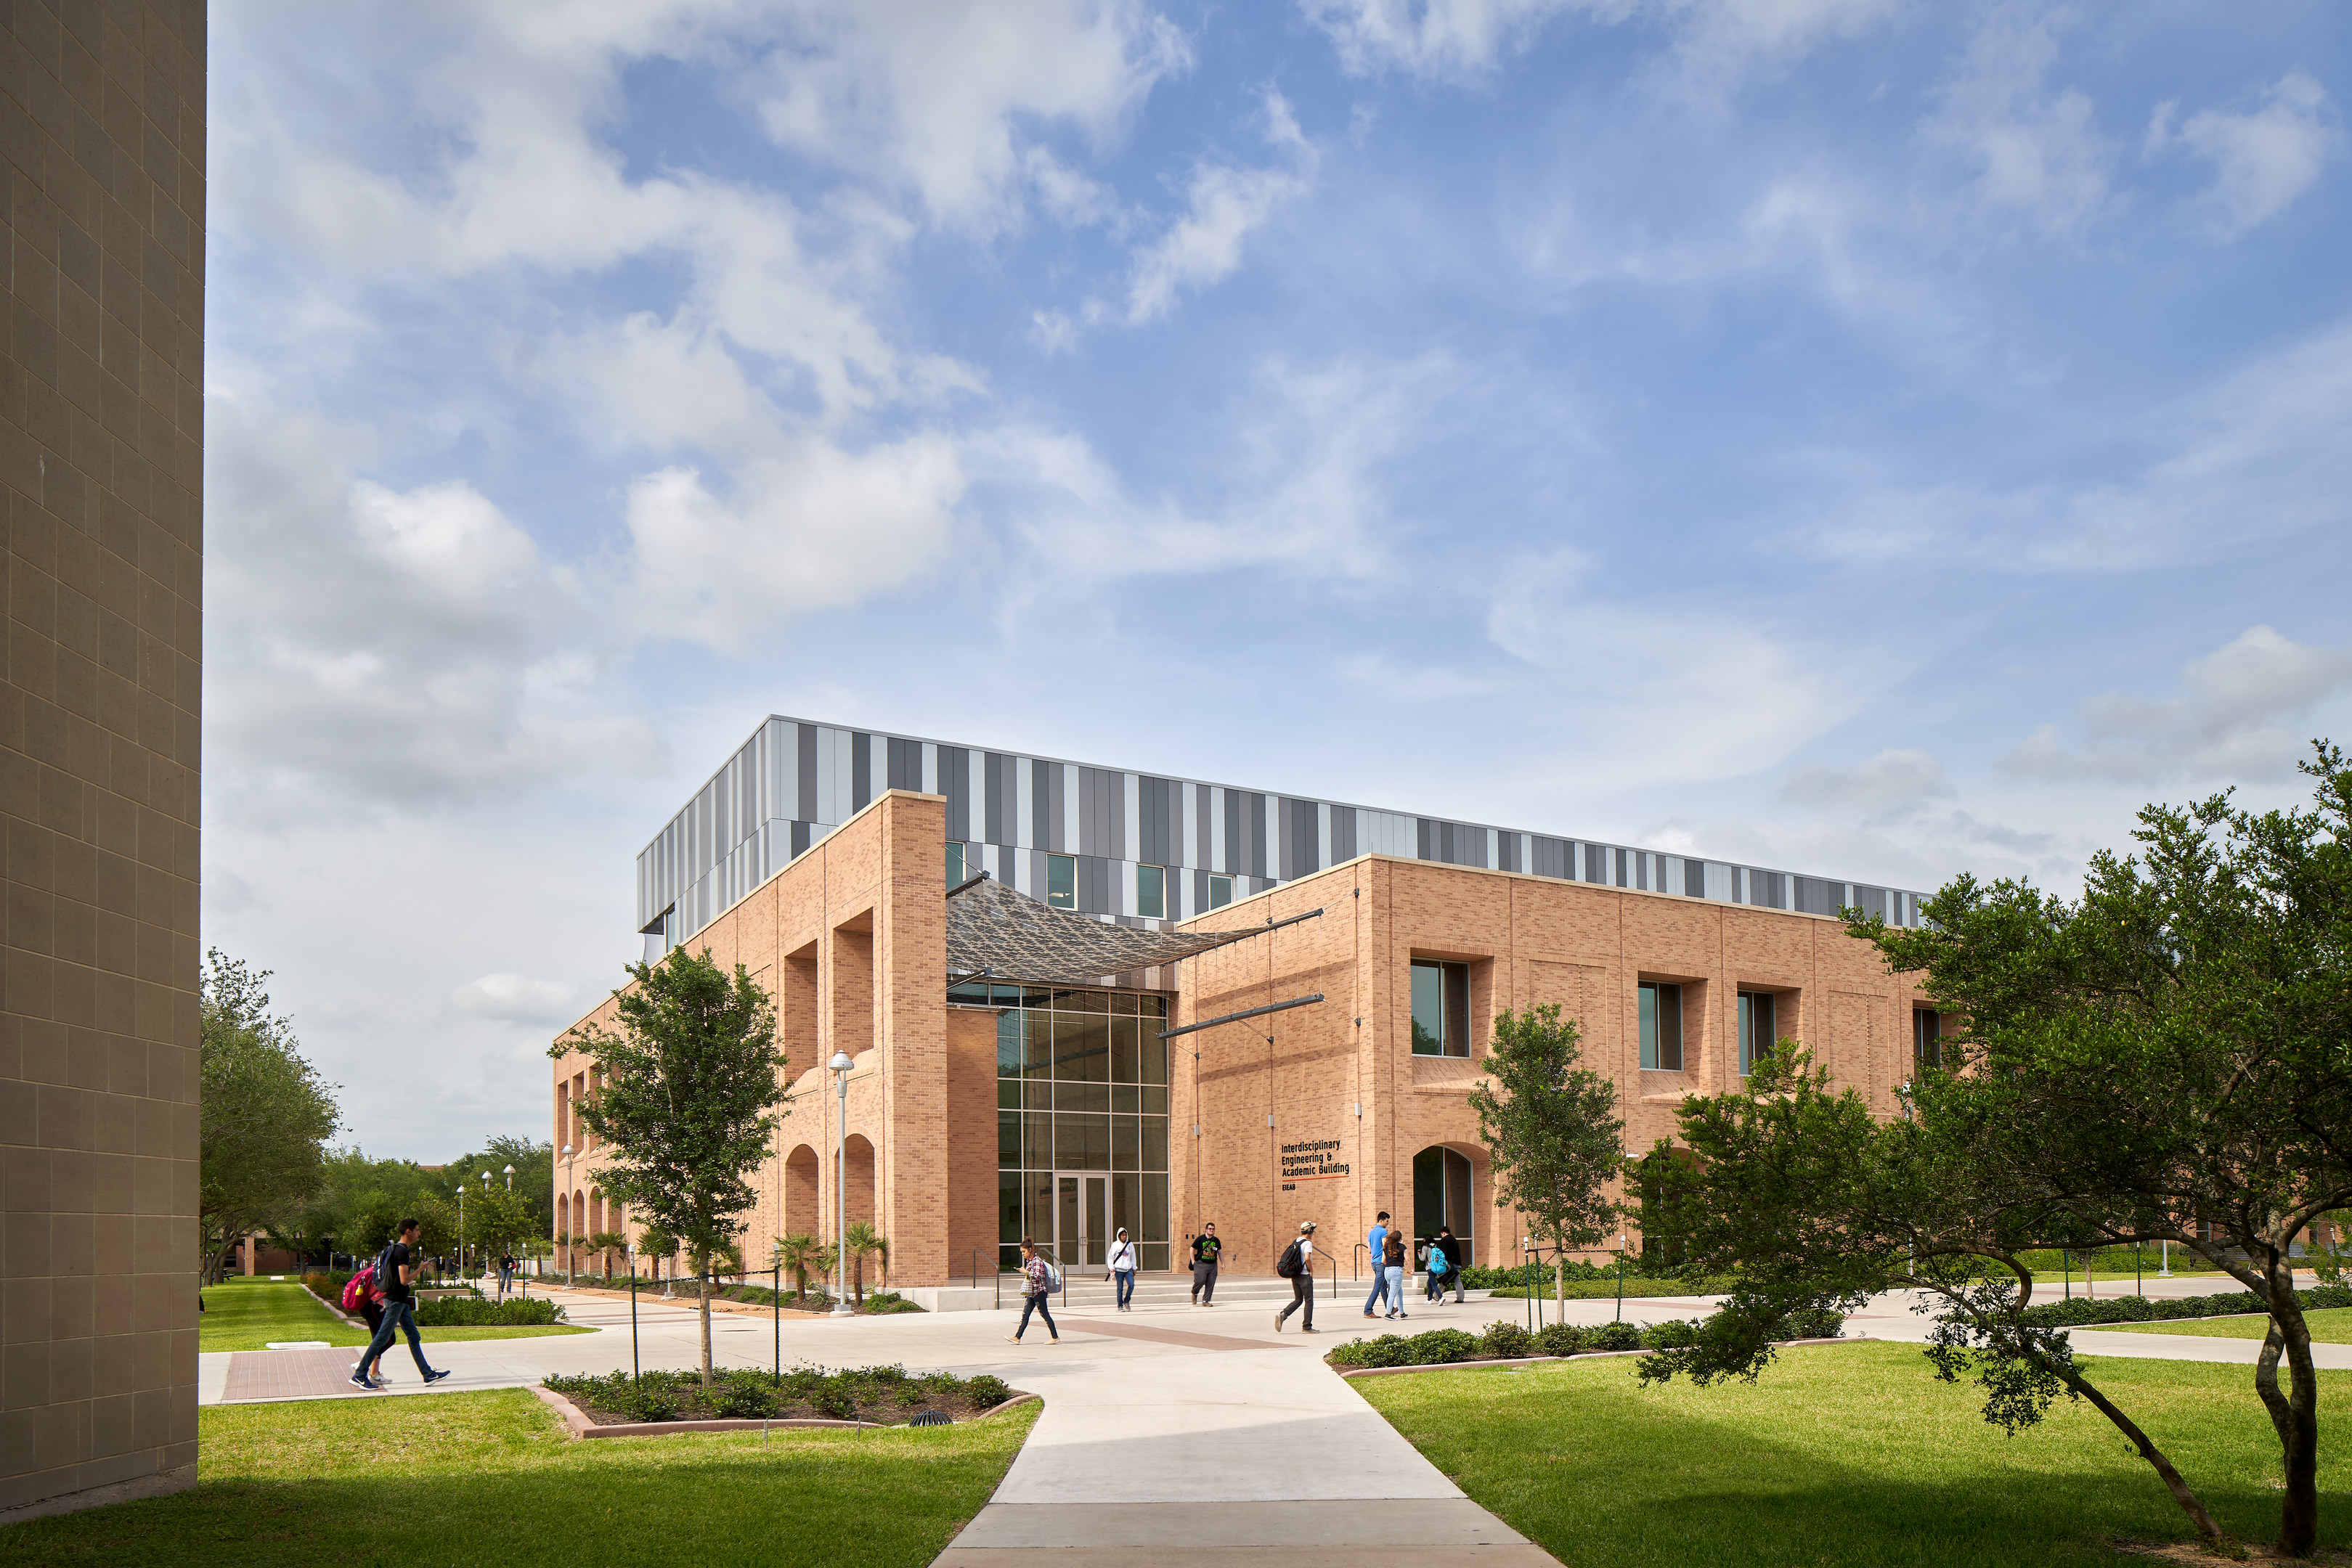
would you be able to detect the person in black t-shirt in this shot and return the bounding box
[1189,1225,1221,1306]
[351,1219,452,1390]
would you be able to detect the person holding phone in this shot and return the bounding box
[1107,1228,1139,1311]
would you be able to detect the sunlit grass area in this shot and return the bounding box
[2105,1307,2352,1344]
[197,1278,592,1353]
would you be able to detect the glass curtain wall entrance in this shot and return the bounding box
[968,983,1171,1272]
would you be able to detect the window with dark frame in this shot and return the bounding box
[1913,1008,1943,1069]
[1047,854,1075,909]
[1737,990,1775,1077]
[1640,981,1684,1071]
[1137,865,1165,919]
[945,841,966,886]
[1411,960,1471,1058]
[1207,873,1233,910]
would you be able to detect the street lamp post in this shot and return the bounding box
[1616,1232,1629,1323]
[457,1182,465,1284]
[830,1050,854,1318]
[561,1143,575,1286]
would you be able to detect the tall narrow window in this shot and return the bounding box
[1137,865,1165,919]
[1737,991,1775,1077]
[946,841,966,886]
[1639,981,1683,1071]
[1411,960,1471,1058]
[1208,873,1233,910]
[1913,1008,1942,1070]
[1047,854,1075,909]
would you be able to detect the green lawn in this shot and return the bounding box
[1355,1341,2352,1564]
[198,1279,593,1353]
[2106,1307,2352,1344]
[0,1388,1038,1568]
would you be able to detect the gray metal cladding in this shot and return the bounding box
[634,714,1928,949]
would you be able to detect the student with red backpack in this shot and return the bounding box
[341,1259,386,1337]
[350,1220,453,1391]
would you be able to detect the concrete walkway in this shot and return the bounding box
[196,1272,2345,1565]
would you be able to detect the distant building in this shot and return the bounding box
[556,719,1938,1295]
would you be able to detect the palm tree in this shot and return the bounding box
[773,1233,821,1303]
[590,1230,627,1283]
[637,1223,676,1289]
[842,1222,886,1306]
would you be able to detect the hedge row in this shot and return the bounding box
[544,1364,1008,1424]
[2017,1283,2352,1329]
[1327,1307,1844,1368]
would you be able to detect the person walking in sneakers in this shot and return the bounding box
[1362,1212,1391,1319]
[1107,1228,1139,1312]
[1273,1220,1318,1333]
[1381,1224,1409,1319]
[1006,1238,1060,1345]
[349,1219,452,1391]
[1189,1224,1221,1306]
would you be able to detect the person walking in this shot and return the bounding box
[1382,1224,1409,1318]
[1006,1238,1060,1345]
[1108,1228,1139,1312]
[1189,1224,1221,1306]
[1425,1233,1453,1302]
[1273,1220,1318,1332]
[1362,1211,1391,1318]
[497,1251,516,1302]
[1436,1225,1466,1303]
[350,1219,453,1391]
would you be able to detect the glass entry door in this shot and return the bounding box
[1055,1172,1110,1267]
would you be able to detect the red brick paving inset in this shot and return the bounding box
[221,1346,379,1402]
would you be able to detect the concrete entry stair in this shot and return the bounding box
[934,1344,1558,1566]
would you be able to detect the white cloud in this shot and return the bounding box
[1779,748,1952,813]
[1803,314,2352,573]
[1484,551,1887,789]
[1124,90,1318,324]
[749,0,1188,229]
[447,972,586,1026]
[1298,0,1895,82]
[619,440,969,655]
[1921,5,2112,239]
[203,396,667,820]
[2001,626,2352,785]
[2148,70,2342,240]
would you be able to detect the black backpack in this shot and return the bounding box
[1276,1239,1303,1278]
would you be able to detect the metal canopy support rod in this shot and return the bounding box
[1159,993,1326,1040]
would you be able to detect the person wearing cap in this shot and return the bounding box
[1274,1220,1318,1333]
[1107,1227,1139,1312]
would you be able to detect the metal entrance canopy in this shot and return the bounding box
[945,873,1317,989]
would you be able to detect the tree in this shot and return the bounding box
[199,952,340,1284]
[1465,1004,1624,1314]
[842,1222,886,1305]
[555,947,786,1387]
[461,1186,532,1261]
[1848,744,2352,1556]
[1639,1048,2227,1546]
[590,1230,627,1282]
[773,1232,821,1303]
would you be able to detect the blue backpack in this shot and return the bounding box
[1429,1245,1452,1276]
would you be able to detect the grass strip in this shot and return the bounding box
[0,1387,1038,1568]
[1355,1340,2352,1564]
[198,1280,590,1352]
[2102,1307,2352,1344]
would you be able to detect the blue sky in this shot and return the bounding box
[200,0,2352,1156]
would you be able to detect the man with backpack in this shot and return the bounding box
[1273,1220,1318,1332]
[350,1219,453,1391]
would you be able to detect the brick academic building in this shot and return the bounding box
[550,719,1942,1293]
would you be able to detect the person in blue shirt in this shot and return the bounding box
[1362,1212,1391,1318]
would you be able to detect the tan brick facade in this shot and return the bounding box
[556,792,1926,1289]
[0,1,206,1519]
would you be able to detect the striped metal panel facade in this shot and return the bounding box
[636,716,1931,948]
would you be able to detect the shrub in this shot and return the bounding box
[1775,1307,1845,1340]
[864,1291,924,1315]
[964,1374,1012,1410]
[1587,1321,1643,1352]
[2013,1284,2350,1331]
[1640,1318,1701,1350]
[711,1377,778,1419]
[811,1379,860,1421]
[1403,1328,1482,1365]
[1480,1321,1535,1359]
[414,1295,563,1327]
[1536,1322,1588,1357]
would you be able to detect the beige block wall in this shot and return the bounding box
[0,1,205,1519]
[1171,854,1929,1276]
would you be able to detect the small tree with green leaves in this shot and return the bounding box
[555,948,786,1387]
[842,1222,887,1304]
[590,1230,627,1282]
[1466,1004,1624,1313]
